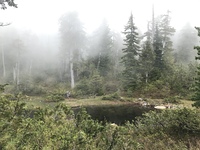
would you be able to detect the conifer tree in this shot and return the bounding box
[87,20,112,77]
[59,12,85,89]
[140,38,154,83]
[153,25,163,69]
[192,27,200,107]
[158,11,175,70]
[158,11,175,52]
[121,13,140,91]
[150,25,163,81]
[96,20,112,76]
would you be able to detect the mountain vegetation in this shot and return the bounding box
[1,1,200,149]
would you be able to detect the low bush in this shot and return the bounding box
[192,100,200,108]
[135,108,200,136]
[1,89,200,149]
[74,75,104,97]
[102,93,121,101]
[141,80,171,98]
[163,96,181,104]
[46,90,66,102]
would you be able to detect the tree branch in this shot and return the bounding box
[0,22,11,26]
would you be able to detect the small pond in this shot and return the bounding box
[72,104,155,125]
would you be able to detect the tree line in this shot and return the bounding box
[0,3,200,101]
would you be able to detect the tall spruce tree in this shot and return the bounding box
[153,25,163,69]
[121,13,140,91]
[150,25,163,81]
[87,20,112,77]
[95,20,112,76]
[59,12,85,89]
[158,11,175,71]
[140,37,154,83]
[158,11,175,51]
[192,27,200,107]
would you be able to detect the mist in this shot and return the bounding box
[0,0,200,94]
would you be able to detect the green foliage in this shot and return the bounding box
[121,13,141,91]
[0,84,9,93]
[192,27,200,107]
[102,93,121,101]
[136,108,200,136]
[87,20,113,77]
[164,64,196,97]
[192,100,200,108]
[152,25,164,79]
[163,96,181,104]
[74,78,91,96]
[21,84,47,96]
[74,74,104,97]
[0,92,200,149]
[142,80,170,98]
[46,90,65,102]
[139,38,154,83]
[103,80,119,95]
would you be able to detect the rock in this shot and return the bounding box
[154,106,166,110]
[138,98,143,101]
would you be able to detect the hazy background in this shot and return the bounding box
[1,0,200,35]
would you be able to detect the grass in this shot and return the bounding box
[180,99,195,108]
[21,96,58,109]
[22,95,196,110]
[63,97,126,107]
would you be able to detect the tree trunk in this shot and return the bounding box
[70,62,75,89]
[13,67,16,82]
[145,72,148,83]
[29,60,32,77]
[16,62,20,90]
[97,52,101,70]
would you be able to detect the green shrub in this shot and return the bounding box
[74,75,104,97]
[163,96,181,104]
[192,100,200,108]
[102,93,121,101]
[136,108,200,136]
[103,81,118,95]
[142,80,170,98]
[74,79,91,96]
[0,92,200,149]
[46,90,65,102]
[21,84,47,96]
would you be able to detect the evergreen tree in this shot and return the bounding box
[158,11,175,68]
[59,12,86,89]
[150,25,163,80]
[88,20,112,76]
[192,27,200,107]
[111,32,123,77]
[121,13,140,91]
[158,11,175,52]
[140,37,154,83]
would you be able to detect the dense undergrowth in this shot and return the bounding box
[1,92,200,150]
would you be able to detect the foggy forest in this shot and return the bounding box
[1,0,200,149]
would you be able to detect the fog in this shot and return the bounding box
[2,0,200,34]
[1,0,200,91]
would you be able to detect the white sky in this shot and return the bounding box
[0,0,200,35]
